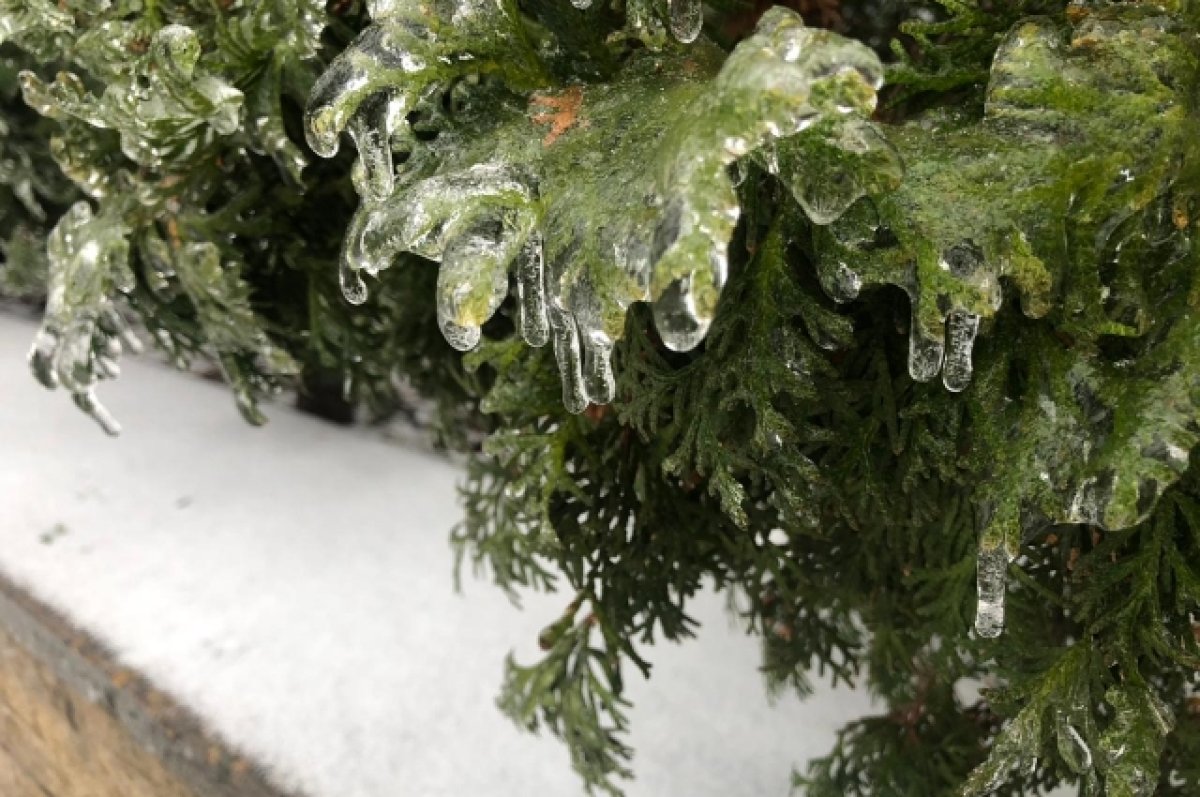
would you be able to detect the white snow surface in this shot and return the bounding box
[0,311,874,797]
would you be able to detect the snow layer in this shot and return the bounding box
[0,311,874,797]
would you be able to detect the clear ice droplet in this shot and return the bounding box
[436,228,514,352]
[340,260,369,305]
[823,262,862,303]
[668,0,703,43]
[653,277,712,352]
[792,170,866,226]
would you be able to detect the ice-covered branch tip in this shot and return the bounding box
[304,0,547,202]
[308,7,894,412]
[20,25,242,174]
[28,202,140,436]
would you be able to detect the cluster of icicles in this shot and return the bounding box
[306,6,1010,634]
[304,7,979,411]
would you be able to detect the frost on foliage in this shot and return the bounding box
[810,6,1200,638]
[29,201,139,435]
[308,6,893,412]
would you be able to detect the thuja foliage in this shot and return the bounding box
[3,1,1200,795]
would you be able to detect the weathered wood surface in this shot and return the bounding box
[0,572,294,797]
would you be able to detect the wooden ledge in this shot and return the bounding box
[0,571,295,797]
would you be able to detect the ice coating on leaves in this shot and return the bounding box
[1098,686,1175,797]
[817,200,1004,395]
[961,646,1098,797]
[246,58,307,188]
[337,162,539,334]
[623,0,668,47]
[29,201,139,436]
[212,1,325,185]
[0,0,72,50]
[21,25,243,172]
[768,116,902,226]
[8,6,318,431]
[303,0,545,202]
[310,7,887,411]
[807,9,1200,637]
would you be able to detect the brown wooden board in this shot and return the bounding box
[0,570,297,797]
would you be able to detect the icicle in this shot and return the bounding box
[907,318,945,383]
[307,7,890,413]
[515,235,550,347]
[761,142,780,176]
[974,543,1013,638]
[943,311,980,392]
[731,160,751,187]
[1066,475,1111,526]
[347,92,401,201]
[565,266,624,406]
[550,305,589,414]
[667,0,703,43]
[582,331,617,405]
[73,389,122,436]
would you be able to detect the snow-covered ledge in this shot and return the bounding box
[0,310,873,797]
